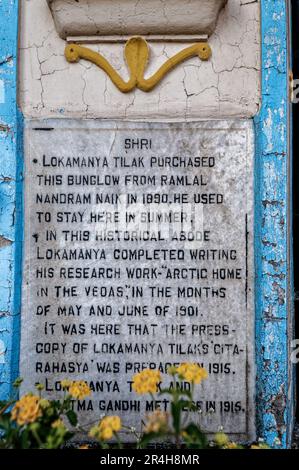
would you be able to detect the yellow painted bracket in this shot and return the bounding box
[65,36,212,93]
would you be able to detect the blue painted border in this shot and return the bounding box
[0,0,23,401]
[254,0,294,448]
[0,0,295,448]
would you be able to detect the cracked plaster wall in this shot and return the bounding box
[19,0,261,120]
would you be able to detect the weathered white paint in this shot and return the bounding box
[19,0,261,120]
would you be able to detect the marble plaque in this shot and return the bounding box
[21,119,255,439]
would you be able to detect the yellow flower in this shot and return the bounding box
[60,379,72,390]
[69,381,91,400]
[11,394,42,426]
[167,366,178,376]
[89,416,121,441]
[144,410,169,434]
[39,399,50,409]
[51,418,68,438]
[51,419,65,430]
[176,363,208,384]
[214,432,229,447]
[132,370,161,395]
[251,443,270,449]
[226,442,239,449]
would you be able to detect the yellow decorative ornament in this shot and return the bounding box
[65,36,212,93]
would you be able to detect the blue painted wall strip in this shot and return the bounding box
[287,0,296,446]
[0,0,23,400]
[255,0,293,448]
[0,0,295,448]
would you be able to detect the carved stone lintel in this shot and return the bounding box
[65,37,212,93]
[47,0,227,40]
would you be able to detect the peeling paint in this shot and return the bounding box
[0,80,5,104]
[0,55,13,67]
[0,0,23,401]
[268,385,287,442]
[0,236,13,248]
[0,122,11,133]
[0,340,6,364]
[254,0,294,449]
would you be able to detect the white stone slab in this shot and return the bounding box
[21,119,255,440]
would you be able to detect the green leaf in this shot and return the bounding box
[177,399,196,411]
[183,423,208,449]
[20,429,30,449]
[66,410,78,426]
[171,402,181,435]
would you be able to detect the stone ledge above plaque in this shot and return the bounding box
[46,0,227,41]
